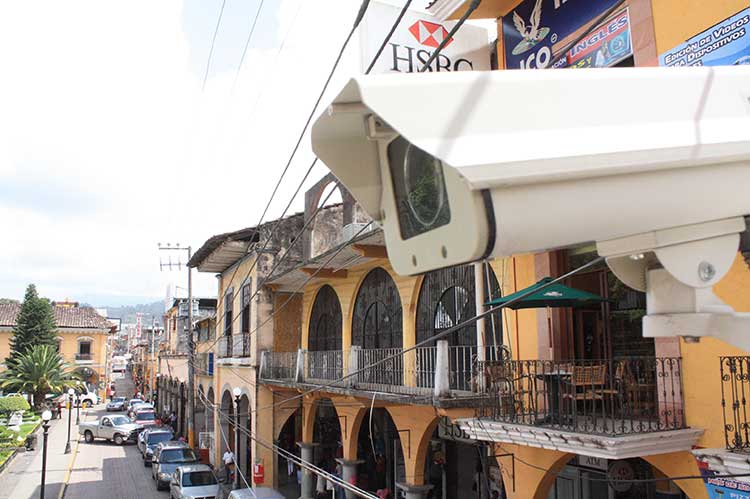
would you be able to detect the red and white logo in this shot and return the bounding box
[408,20,453,49]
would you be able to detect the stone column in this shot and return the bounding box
[396,483,434,499]
[297,442,318,499]
[336,458,363,499]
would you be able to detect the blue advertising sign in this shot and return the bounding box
[659,9,750,67]
[502,0,622,69]
[701,469,750,499]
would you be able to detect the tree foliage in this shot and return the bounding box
[1,345,80,409]
[7,284,57,368]
[0,396,30,415]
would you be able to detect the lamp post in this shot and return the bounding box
[233,387,241,490]
[75,393,80,425]
[64,388,74,454]
[40,410,52,499]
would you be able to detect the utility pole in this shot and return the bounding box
[159,243,196,449]
[151,317,157,401]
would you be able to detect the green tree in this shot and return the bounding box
[7,285,57,369]
[1,345,80,409]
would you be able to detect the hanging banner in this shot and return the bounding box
[700,468,750,499]
[502,0,622,69]
[564,9,632,68]
[659,9,750,67]
[359,1,490,74]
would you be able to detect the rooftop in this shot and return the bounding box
[0,302,114,330]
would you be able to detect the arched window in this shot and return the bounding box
[308,285,342,351]
[352,268,403,349]
[416,263,502,347]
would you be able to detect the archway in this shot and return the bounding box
[415,263,503,390]
[312,398,342,473]
[308,286,343,381]
[277,408,302,493]
[236,394,251,484]
[352,268,404,387]
[206,387,216,466]
[220,389,236,459]
[196,385,206,434]
[355,408,403,495]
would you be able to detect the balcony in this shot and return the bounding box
[216,335,252,364]
[259,343,507,402]
[75,353,93,364]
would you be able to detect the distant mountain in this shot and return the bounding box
[103,301,166,325]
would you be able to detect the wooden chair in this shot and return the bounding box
[563,364,623,421]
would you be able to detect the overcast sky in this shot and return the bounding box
[0,0,492,308]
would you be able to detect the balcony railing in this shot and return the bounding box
[260,344,510,397]
[476,357,685,435]
[75,353,93,361]
[217,334,251,359]
[721,356,750,452]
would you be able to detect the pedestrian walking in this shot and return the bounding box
[223,447,235,483]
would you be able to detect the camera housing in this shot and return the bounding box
[312,66,750,276]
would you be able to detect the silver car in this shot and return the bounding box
[151,442,200,491]
[79,415,140,445]
[169,464,219,499]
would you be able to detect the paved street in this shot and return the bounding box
[0,373,168,499]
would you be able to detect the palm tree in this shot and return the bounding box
[1,345,81,409]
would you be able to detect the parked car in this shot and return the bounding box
[129,401,153,418]
[139,428,174,466]
[168,464,219,499]
[126,398,143,415]
[106,396,127,412]
[79,415,140,445]
[133,408,159,430]
[228,488,286,499]
[151,442,200,491]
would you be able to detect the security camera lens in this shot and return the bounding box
[388,137,451,240]
[404,143,446,227]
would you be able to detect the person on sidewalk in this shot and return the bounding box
[223,448,235,483]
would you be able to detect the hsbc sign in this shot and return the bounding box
[358,2,491,74]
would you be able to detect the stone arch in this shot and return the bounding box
[308,285,342,351]
[220,389,236,454]
[196,385,206,433]
[237,394,252,483]
[352,267,403,349]
[206,386,215,434]
[385,406,441,486]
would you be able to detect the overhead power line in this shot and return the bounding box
[419,0,481,72]
[202,0,229,91]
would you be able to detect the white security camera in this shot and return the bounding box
[313,66,750,349]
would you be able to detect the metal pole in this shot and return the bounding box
[151,317,156,401]
[187,246,196,449]
[75,395,80,425]
[474,262,486,363]
[40,421,49,499]
[234,394,240,490]
[64,395,72,454]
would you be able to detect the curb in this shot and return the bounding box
[58,406,91,499]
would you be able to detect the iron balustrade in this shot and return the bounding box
[75,353,93,361]
[218,336,233,358]
[260,351,298,381]
[355,348,404,389]
[476,357,685,435]
[305,350,345,385]
[721,356,750,452]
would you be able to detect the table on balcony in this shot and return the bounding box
[535,369,572,425]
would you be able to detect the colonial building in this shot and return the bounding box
[0,301,114,397]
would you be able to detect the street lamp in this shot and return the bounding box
[75,393,80,425]
[233,386,241,489]
[40,410,52,499]
[64,388,74,454]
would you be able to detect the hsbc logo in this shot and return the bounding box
[408,20,453,48]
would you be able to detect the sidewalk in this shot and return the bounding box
[0,407,93,499]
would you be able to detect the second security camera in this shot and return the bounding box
[312,66,750,276]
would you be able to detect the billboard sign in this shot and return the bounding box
[359,1,491,74]
[502,0,622,69]
[701,468,750,499]
[659,9,750,67]
[564,9,631,68]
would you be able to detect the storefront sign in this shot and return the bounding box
[701,468,750,499]
[437,417,475,444]
[564,9,631,68]
[359,1,490,74]
[659,9,750,67]
[576,455,608,471]
[502,0,622,69]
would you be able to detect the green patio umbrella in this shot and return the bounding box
[486,277,608,358]
[486,277,608,309]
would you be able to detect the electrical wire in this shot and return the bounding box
[232,0,267,91]
[419,0,481,72]
[202,0,228,91]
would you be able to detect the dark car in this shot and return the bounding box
[151,442,200,490]
[140,428,174,466]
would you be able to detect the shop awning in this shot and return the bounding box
[486,277,607,309]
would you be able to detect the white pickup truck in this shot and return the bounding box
[79,414,141,445]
